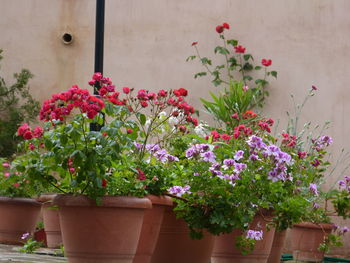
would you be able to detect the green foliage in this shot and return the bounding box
[188,25,277,126]
[0,49,40,158]
[200,81,259,132]
[20,237,43,254]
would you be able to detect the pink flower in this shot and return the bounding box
[158,90,168,97]
[29,143,35,151]
[127,129,133,134]
[234,45,246,53]
[92,72,103,82]
[33,126,43,138]
[122,87,130,94]
[23,130,33,140]
[222,23,230,29]
[13,183,20,188]
[4,172,10,178]
[261,59,272,67]
[2,162,10,168]
[17,123,30,136]
[243,85,249,92]
[69,168,75,173]
[216,25,224,34]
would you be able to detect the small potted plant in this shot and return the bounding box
[0,157,42,245]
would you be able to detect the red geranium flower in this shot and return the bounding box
[261,59,272,67]
[122,87,130,94]
[216,25,224,34]
[191,41,198,46]
[234,45,246,53]
[222,23,230,29]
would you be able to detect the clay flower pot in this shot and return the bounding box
[267,229,287,263]
[53,195,151,263]
[0,196,41,245]
[211,212,275,263]
[133,195,173,263]
[37,194,62,248]
[151,205,215,263]
[290,222,333,262]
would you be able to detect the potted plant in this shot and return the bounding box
[0,157,42,245]
[16,73,198,262]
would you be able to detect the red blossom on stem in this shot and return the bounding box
[261,59,272,67]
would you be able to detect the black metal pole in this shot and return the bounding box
[91,0,105,131]
[94,0,105,93]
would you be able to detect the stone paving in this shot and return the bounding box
[0,244,67,262]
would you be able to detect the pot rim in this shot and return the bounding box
[147,194,173,206]
[293,222,333,230]
[53,194,152,209]
[0,196,41,207]
[36,193,58,203]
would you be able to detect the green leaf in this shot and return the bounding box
[243,75,253,81]
[242,63,253,71]
[194,72,207,79]
[139,114,146,125]
[214,46,230,55]
[270,71,278,78]
[227,39,238,47]
[243,54,252,61]
[255,66,262,70]
[186,55,196,62]
[200,57,212,66]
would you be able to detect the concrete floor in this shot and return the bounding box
[0,244,67,262]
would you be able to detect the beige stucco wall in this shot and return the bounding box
[1,0,350,257]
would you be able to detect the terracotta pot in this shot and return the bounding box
[53,195,151,263]
[211,212,275,263]
[267,229,287,263]
[133,195,173,263]
[0,196,41,245]
[34,228,47,246]
[37,194,62,248]
[290,222,333,262]
[151,205,215,263]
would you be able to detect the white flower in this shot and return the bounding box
[194,124,209,138]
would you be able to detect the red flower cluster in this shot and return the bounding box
[233,124,253,139]
[242,110,257,119]
[208,130,231,142]
[40,85,105,121]
[281,132,297,148]
[234,45,246,54]
[137,168,146,181]
[216,22,230,34]
[258,119,274,133]
[17,123,43,140]
[261,59,272,67]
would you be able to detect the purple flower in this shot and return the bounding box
[247,136,267,150]
[193,172,200,176]
[313,202,320,209]
[234,163,247,173]
[246,230,263,241]
[201,151,216,163]
[168,185,191,197]
[339,180,346,189]
[186,147,197,159]
[309,183,319,196]
[21,232,30,240]
[234,150,244,161]
[264,145,280,157]
[249,154,261,161]
[311,85,317,91]
[222,159,235,170]
[146,144,161,154]
[133,142,143,150]
[342,226,349,233]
